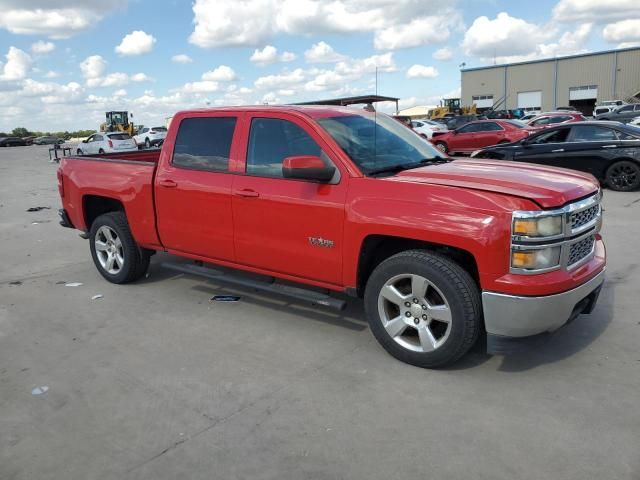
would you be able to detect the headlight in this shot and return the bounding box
[513,215,563,237]
[511,246,561,270]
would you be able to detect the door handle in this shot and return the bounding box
[158,179,178,188]
[601,145,617,148]
[235,189,260,198]
[551,149,564,153]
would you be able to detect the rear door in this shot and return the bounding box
[473,122,505,149]
[154,113,239,261]
[231,112,347,285]
[563,124,622,178]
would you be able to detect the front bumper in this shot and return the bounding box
[482,269,605,353]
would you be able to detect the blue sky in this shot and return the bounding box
[0,0,638,131]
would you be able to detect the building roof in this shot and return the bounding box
[461,46,640,73]
[293,94,399,106]
[398,105,437,117]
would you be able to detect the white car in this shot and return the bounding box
[593,100,627,117]
[519,112,539,121]
[630,116,640,126]
[133,126,167,149]
[76,132,138,155]
[411,119,448,139]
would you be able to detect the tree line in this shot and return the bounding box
[0,127,97,140]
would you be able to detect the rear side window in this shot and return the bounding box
[570,126,618,142]
[484,122,503,131]
[246,118,322,178]
[173,117,237,172]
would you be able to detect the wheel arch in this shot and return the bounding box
[83,195,125,230]
[354,234,480,298]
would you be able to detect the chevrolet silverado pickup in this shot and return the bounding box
[57,106,606,367]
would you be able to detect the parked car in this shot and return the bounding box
[22,136,36,145]
[431,119,532,154]
[76,132,137,155]
[0,136,27,147]
[57,105,605,368]
[134,126,168,149]
[527,112,585,129]
[33,136,65,145]
[519,112,539,121]
[630,116,640,126]
[411,119,447,139]
[593,100,627,117]
[471,121,640,191]
[595,103,640,123]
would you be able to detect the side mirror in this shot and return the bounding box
[282,155,335,182]
[82,139,88,143]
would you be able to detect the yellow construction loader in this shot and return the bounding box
[99,111,137,136]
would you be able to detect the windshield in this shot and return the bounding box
[153,127,167,131]
[316,113,448,175]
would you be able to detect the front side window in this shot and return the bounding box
[531,117,550,126]
[570,126,617,142]
[529,128,570,144]
[246,118,324,178]
[618,105,634,113]
[316,112,447,176]
[173,117,237,172]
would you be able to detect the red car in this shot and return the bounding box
[57,106,605,368]
[431,119,532,154]
[527,111,585,130]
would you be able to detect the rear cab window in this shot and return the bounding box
[107,133,132,140]
[172,117,237,172]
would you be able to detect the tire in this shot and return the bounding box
[364,250,481,368]
[76,149,83,155]
[89,212,150,284]
[145,138,151,149]
[434,141,448,154]
[605,160,640,191]
[98,148,105,154]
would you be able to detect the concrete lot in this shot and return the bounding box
[1,145,639,480]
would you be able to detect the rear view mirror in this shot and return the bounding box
[282,155,335,182]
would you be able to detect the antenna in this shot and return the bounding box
[375,66,378,96]
[374,66,378,170]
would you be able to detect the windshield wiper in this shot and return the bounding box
[368,157,450,176]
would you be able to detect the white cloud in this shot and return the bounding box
[602,19,640,44]
[0,46,32,81]
[433,47,453,61]
[462,13,553,60]
[115,30,156,56]
[79,54,151,88]
[171,54,193,64]
[44,70,60,78]
[254,68,306,90]
[250,45,296,66]
[113,88,127,97]
[553,0,639,23]
[0,1,126,39]
[406,64,438,79]
[202,65,236,82]
[334,52,396,76]
[189,0,462,50]
[31,41,55,54]
[304,41,346,63]
[180,80,220,93]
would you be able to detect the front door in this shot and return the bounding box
[154,114,239,261]
[514,127,572,166]
[231,113,347,286]
[449,123,479,152]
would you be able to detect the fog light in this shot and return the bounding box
[511,246,561,270]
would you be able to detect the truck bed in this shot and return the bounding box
[59,150,162,248]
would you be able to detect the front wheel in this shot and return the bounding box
[76,149,83,155]
[89,212,150,284]
[145,138,151,149]
[434,141,448,153]
[364,250,481,368]
[606,160,640,191]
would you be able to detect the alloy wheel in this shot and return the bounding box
[94,225,124,274]
[377,274,452,353]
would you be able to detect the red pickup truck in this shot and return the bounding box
[57,106,606,367]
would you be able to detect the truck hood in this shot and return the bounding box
[389,159,598,208]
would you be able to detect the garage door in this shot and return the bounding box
[517,91,542,109]
[569,85,597,100]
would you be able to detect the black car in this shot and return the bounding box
[472,121,640,191]
[33,136,65,145]
[0,137,27,147]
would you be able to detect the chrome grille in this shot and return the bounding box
[570,204,599,231]
[568,235,595,267]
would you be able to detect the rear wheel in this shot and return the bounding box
[364,250,481,368]
[606,160,640,191]
[434,141,448,154]
[98,148,105,154]
[89,212,150,284]
[76,148,83,155]
[145,138,151,149]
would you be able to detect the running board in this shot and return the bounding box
[161,262,347,311]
